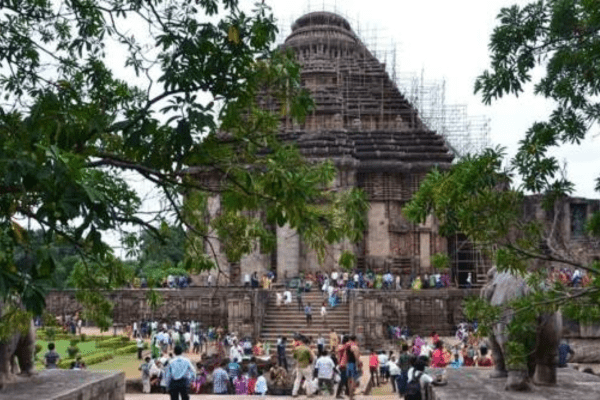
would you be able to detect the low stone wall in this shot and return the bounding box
[0,370,124,400]
[351,288,479,346]
[45,288,269,339]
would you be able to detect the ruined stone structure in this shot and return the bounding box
[194,11,456,286]
[523,195,600,267]
[45,288,478,344]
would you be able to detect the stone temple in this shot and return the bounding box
[196,11,461,286]
[45,11,600,343]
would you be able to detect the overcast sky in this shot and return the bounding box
[263,0,600,198]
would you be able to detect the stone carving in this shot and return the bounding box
[482,267,561,390]
[0,307,36,388]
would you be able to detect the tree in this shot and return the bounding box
[0,0,367,335]
[405,0,600,385]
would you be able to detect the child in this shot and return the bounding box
[255,369,268,397]
[369,349,380,387]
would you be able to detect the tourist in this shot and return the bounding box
[558,339,575,367]
[207,272,213,287]
[213,360,230,395]
[243,337,253,356]
[346,335,361,400]
[395,274,402,290]
[305,302,313,326]
[230,339,242,362]
[243,273,251,288]
[297,285,304,311]
[317,333,326,355]
[369,349,380,388]
[321,301,327,324]
[251,271,259,288]
[388,355,401,393]
[255,369,268,397]
[228,357,241,385]
[378,350,389,383]
[292,338,316,397]
[164,345,196,400]
[276,291,283,307]
[406,356,438,400]
[277,336,288,370]
[316,349,335,395]
[397,343,412,396]
[450,353,463,368]
[283,289,292,305]
[44,342,60,369]
[253,338,264,356]
[192,332,200,354]
[335,336,350,399]
[329,328,339,352]
[139,356,152,394]
[248,356,259,377]
[234,373,248,394]
[431,340,448,368]
[462,345,475,366]
[430,331,440,345]
[137,335,145,360]
[476,347,493,367]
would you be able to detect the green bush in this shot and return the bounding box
[34,344,43,360]
[80,333,87,342]
[58,352,114,369]
[96,336,131,349]
[66,345,80,358]
[114,344,138,355]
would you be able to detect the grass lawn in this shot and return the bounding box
[35,338,98,368]
[36,336,144,379]
[86,354,144,380]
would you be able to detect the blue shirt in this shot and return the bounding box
[228,362,241,378]
[255,376,268,394]
[165,356,196,386]
[558,343,573,367]
[213,368,229,394]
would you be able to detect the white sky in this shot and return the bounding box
[263,0,600,198]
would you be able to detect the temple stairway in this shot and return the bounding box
[260,290,350,353]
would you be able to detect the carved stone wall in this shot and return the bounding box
[46,288,257,338]
[350,288,479,347]
[47,288,472,346]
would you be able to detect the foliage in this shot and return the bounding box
[0,0,367,332]
[409,0,600,371]
[66,343,80,358]
[431,253,450,271]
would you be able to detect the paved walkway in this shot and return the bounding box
[125,395,394,400]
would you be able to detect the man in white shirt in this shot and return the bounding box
[378,351,389,384]
[207,272,213,286]
[244,273,251,287]
[315,350,335,395]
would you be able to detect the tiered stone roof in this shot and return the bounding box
[281,12,454,172]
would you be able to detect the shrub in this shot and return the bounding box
[58,352,113,369]
[96,337,130,348]
[80,333,87,342]
[34,344,42,360]
[114,344,138,355]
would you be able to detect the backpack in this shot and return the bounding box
[405,371,422,400]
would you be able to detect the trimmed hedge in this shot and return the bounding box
[58,351,114,369]
[96,336,130,349]
[114,344,138,355]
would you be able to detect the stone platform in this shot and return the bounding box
[431,367,600,400]
[0,370,124,400]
